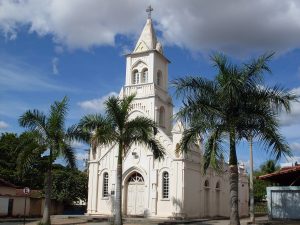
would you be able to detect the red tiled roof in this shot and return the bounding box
[258,165,300,186]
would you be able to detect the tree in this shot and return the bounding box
[260,159,280,174]
[19,97,76,225]
[238,59,296,223]
[173,53,294,225]
[253,160,280,202]
[51,165,88,204]
[0,132,46,189]
[72,94,164,225]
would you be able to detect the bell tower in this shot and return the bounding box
[122,6,173,135]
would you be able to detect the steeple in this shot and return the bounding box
[133,6,163,54]
[123,6,172,134]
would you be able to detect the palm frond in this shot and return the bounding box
[178,119,209,154]
[19,109,48,138]
[257,124,292,160]
[257,85,298,113]
[59,142,76,168]
[66,124,90,143]
[203,128,224,172]
[242,52,274,87]
[145,138,165,160]
[122,116,165,159]
[16,132,46,173]
[47,96,69,135]
[172,76,216,98]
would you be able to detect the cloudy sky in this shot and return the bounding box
[1,0,300,169]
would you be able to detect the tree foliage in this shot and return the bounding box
[0,132,88,204]
[19,97,77,224]
[253,160,280,202]
[52,165,88,204]
[0,132,46,189]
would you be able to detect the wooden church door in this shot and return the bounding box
[127,172,145,215]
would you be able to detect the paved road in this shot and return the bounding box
[0,223,29,225]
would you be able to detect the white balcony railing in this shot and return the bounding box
[124,83,155,98]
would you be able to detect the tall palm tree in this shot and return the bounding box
[72,94,164,225]
[19,97,76,225]
[240,85,296,223]
[173,53,295,225]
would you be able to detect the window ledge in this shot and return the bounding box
[101,197,109,200]
[160,198,170,201]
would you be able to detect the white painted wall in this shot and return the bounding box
[0,197,8,216]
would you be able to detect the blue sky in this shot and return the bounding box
[1,0,300,170]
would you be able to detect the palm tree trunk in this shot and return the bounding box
[42,150,52,225]
[114,144,123,225]
[249,135,255,224]
[229,128,240,225]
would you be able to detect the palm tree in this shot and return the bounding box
[19,97,76,225]
[173,53,295,225]
[239,75,297,223]
[260,159,280,174]
[72,94,164,225]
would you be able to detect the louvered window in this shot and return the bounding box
[162,171,169,199]
[103,172,109,197]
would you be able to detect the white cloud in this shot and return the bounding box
[75,152,89,161]
[291,142,300,152]
[280,155,300,168]
[71,140,86,149]
[52,57,59,75]
[1,1,300,56]
[0,121,9,129]
[0,0,146,50]
[156,0,300,56]
[279,87,300,126]
[78,92,118,113]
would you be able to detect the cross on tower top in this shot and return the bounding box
[146,5,153,19]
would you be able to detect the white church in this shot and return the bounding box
[87,11,249,219]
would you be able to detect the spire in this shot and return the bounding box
[133,6,163,54]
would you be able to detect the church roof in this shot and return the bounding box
[133,18,163,54]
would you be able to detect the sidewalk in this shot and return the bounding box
[23,215,267,225]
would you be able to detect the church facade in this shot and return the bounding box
[87,15,249,219]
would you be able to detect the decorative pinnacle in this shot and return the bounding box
[146,5,153,19]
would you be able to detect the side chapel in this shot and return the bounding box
[87,8,249,218]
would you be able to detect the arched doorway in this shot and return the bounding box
[204,180,210,217]
[126,172,145,216]
[215,181,221,216]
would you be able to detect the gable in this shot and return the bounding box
[134,41,149,53]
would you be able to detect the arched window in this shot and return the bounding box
[103,172,109,197]
[204,179,209,188]
[162,171,169,199]
[141,69,148,83]
[159,106,165,127]
[157,70,162,86]
[132,70,139,84]
[128,172,144,183]
[216,181,220,189]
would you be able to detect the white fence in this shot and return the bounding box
[267,186,300,220]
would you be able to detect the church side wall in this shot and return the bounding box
[183,162,202,218]
[183,160,232,218]
[87,161,99,214]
